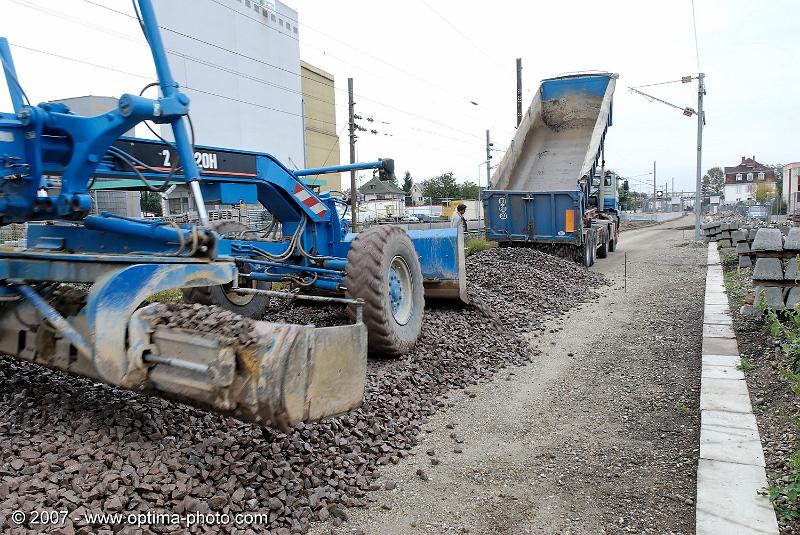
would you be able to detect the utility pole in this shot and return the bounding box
[653,160,657,212]
[694,73,705,241]
[485,130,492,185]
[516,58,523,127]
[348,78,357,228]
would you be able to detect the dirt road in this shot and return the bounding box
[312,216,707,535]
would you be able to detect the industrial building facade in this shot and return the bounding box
[300,61,341,192]
[152,0,340,216]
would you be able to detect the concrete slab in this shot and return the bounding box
[786,227,800,251]
[696,458,778,535]
[703,354,741,367]
[702,376,750,397]
[705,294,730,305]
[784,256,800,281]
[732,230,748,243]
[754,286,786,310]
[704,312,733,325]
[751,228,784,252]
[705,288,726,299]
[700,386,753,414]
[702,336,739,356]
[700,410,763,466]
[753,258,784,281]
[703,324,736,338]
[740,255,753,268]
[701,363,744,380]
[787,287,800,310]
[705,304,730,315]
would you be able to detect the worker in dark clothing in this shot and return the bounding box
[450,203,468,234]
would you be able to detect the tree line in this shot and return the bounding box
[398,171,481,200]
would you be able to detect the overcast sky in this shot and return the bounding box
[1,0,798,195]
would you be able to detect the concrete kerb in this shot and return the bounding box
[696,243,779,534]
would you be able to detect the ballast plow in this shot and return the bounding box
[0,0,466,428]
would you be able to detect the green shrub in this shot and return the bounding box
[465,237,497,257]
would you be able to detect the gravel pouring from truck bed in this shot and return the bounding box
[0,248,605,534]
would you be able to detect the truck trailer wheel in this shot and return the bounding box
[344,225,424,356]
[596,234,609,259]
[581,231,596,267]
[182,221,271,318]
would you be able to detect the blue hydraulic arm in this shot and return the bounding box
[135,0,208,226]
[295,159,394,179]
[0,0,209,226]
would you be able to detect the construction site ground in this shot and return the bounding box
[312,215,707,535]
[0,216,707,535]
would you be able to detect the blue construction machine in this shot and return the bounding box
[0,1,466,429]
[483,73,621,266]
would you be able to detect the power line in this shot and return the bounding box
[157,25,490,141]
[8,43,340,127]
[690,0,701,72]
[203,0,511,117]
[418,0,514,79]
[629,79,688,89]
[79,0,508,129]
[9,42,495,158]
[7,0,349,111]
[9,1,507,151]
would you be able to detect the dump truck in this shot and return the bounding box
[483,72,620,266]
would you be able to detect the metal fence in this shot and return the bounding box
[0,223,27,248]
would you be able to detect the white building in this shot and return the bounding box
[155,0,304,165]
[408,184,425,205]
[357,177,406,221]
[783,162,800,215]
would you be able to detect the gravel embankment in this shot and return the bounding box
[0,248,605,534]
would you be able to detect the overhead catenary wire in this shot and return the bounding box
[10,40,495,161]
[690,0,701,72]
[75,0,502,140]
[629,79,689,89]
[7,42,340,127]
[6,0,519,170]
[7,0,335,107]
[6,0,347,111]
[418,0,514,80]
[201,0,512,117]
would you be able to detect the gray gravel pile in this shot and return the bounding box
[148,302,261,345]
[0,247,605,534]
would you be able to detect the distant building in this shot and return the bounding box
[782,162,800,214]
[49,95,142,218]
[408,184,425,205]
[358,177,406,221]
[723,156,776,204]
[300,61,340,192]
[155,0,304,165]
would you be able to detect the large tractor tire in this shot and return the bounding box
[182,221,271,318]
[344,225,425,356]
